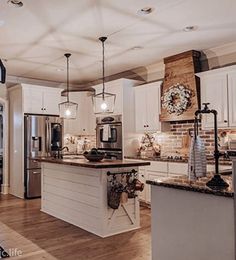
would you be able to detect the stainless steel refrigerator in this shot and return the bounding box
[24,115,63,199]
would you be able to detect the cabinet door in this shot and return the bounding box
[43,88,61,115]
[228,71,236,127]
[106,82,123,114]
[135,86,147,132]
[146,82,161,131]
[63,92,96,135]
[138,168,146,202]
[77,92,96,135]
[201,73,228,129]
[146,170,168,203]
[168,162,188,176]
[23,87,44,114]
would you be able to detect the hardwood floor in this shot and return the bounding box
[0,195,151,260]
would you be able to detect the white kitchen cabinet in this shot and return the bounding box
[228,71,236,127]
[138,167,147,202]
[198,65,236,129]
[146,170,168,204]
[200,73,228,128]
[63,92,96,136]
[23,84,62,115]
[168,162,188,176]
[135,81,162,132]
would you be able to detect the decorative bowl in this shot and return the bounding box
[83,151,105,162]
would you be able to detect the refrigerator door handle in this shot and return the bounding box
[45,119,49,155]
[32,171,41,175]
[46,119,51,156]
[38,136,42,152]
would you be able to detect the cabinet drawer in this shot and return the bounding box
[148,161,168,173]
[168,162,188,175]
[207,164,232,172]
[147,171,168,181]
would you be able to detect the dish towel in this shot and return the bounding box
[103,124,111,141]
[188,136,207,181]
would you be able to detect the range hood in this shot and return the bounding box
[160,50,201,122]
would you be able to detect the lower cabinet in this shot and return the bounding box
[138,168,146,202]
[137,161,188,204]
[135,159,232,205]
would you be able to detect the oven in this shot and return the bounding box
[96,115,123,159]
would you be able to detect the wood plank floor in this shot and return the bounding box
[0,195,151,260]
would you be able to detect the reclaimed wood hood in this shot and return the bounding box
[160,50,201,121]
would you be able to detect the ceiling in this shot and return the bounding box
[1,0,236,86]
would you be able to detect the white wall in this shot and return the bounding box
[0,83,9,194]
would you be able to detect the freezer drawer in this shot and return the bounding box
[26,169,41,198]
[27,158,41,169]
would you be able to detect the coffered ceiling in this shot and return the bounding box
[1,0,236,86]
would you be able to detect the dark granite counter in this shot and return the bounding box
[125,156,232,166]
[36,157,150,169]
[146,174,233,198]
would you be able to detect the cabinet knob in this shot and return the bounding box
[144,125,146,128]
[147,125,149,127]
[41,108,43,111]
[224,120,228,123]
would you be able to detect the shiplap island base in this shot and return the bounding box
[38,158,150,237]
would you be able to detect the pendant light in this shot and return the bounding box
[59,53,78,119]
[92,37,116,114]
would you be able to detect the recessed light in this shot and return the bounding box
[130,46,144,51]
[7,0,24,8]
[183,26,197,32]
[56,68,64,72]
[137,7,154,15]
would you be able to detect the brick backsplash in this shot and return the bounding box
[153,120,236,157]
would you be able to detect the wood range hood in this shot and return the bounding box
[160,50,201,122]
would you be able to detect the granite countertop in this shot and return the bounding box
[36,157,150,169]
[146,174,233,198]
[125,156,232,166]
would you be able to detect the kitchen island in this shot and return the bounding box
[37,157,150,237]
[147,173,235,260]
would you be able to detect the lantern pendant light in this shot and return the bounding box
[59,53,78,119]
[92,37,116,114]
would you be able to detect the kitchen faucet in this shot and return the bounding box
[195,103,229,190]
[55,146,69,159]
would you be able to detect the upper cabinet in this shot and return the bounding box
[198,65,236,129]
[23,84,62,115]
[63,92,96,136]
[135,81,162,132]
[228,71,236,128]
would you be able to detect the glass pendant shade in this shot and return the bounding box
[92,92,116,114]
[59,100,78,119]
[92,36,116,114]
[58,53,78,119]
